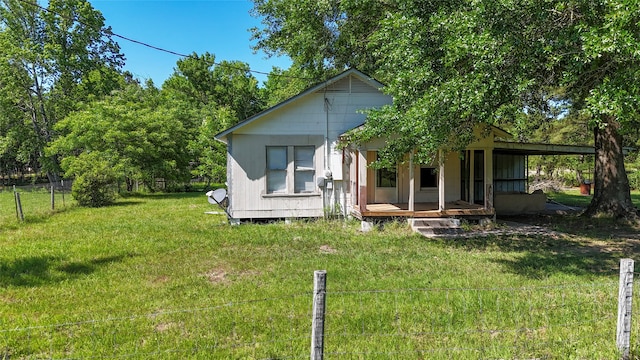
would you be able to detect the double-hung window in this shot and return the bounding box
[267,146,287,193]
[266,145,316,194]
[294,146,315,193]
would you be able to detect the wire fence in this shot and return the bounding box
[0,183,71,225]
[2,270,636,359]
[323,283,618,359]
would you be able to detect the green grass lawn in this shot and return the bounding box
[1,191,639,359]
[547,187,640,209]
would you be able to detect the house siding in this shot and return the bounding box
[228,134,324,219]
[223,74,391,220]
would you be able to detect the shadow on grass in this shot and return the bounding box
[118,192,203,200]
[431,219,640,279]
[0,254,133,287]
[106,200,144,207]
[0,206,77,230]
[502,213,640,241]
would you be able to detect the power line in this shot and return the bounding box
[14,0,316,82]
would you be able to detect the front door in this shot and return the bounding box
[374,166,398,203]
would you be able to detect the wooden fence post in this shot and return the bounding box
[311,270,327,360]
[51,186,55,210]
[617,258,634,359]
[14,191,24,221]
[61,180,65,206]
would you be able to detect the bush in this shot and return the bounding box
[63,153,119,207]
[72,172,117,207]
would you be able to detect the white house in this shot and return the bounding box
[215,69,595,223]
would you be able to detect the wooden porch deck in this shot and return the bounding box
[353,200,494,218]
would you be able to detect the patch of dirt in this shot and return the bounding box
[152,275,170,284]
[319,245,337,254]
[203,268,261,284]
[0,295,16,304]
[155,322,177,332]
[204,269,227,284]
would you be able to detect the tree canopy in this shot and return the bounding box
[0,0,124,182]
[49,82,192,195]
[162,53,265,184]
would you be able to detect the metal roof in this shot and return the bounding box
[494,141,595,155]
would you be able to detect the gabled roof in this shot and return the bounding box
[214,68,384,143]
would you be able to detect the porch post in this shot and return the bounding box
[357,150,368,214]
[438,150,445,211]
[408,152,415,212]
[468,150,475,204]
[484,149,494,209]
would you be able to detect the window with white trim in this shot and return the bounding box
[266,146,287,193]
[266,145,316,194]
[294,146,315,193]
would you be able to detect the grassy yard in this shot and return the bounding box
[1,190,639,359]
[547,187,640,209]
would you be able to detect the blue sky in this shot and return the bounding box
[90,0,291,86]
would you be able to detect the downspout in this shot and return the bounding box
[323,85,332,217]
[324,96,331,171]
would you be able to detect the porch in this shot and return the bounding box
[351,200,494,219]
[349,146,495,220]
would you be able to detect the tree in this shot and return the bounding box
[250,0,392,77]
[163,53,264,120]
[250,0,639,219]
[0,0,124,184]
[261,66,319,106]
[48,82,192,200]
[161,53,266,184]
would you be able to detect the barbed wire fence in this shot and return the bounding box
[2,260,640,359]
[1,182,71,223]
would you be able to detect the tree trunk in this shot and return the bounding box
[583,116,637,219]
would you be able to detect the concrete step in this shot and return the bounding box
[408,218,461,229]
[409,218,463,238]
[415,227,465,237]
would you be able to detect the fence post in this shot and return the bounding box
[14,191,24,221]
[51,186,55,210]
[311,270,327,360]
[617,258,634,359]
[61,180,65,206]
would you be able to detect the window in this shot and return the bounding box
[266,145,317,195]
[267,146,287,193]
[377,167,397,188]
[294,146,315,193]
[420,167,438,188]
[376,152,396,188]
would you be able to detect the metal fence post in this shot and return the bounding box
[617,258,634,359]
[311,270,327,360]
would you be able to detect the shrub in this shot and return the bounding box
[63,153,119,207]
